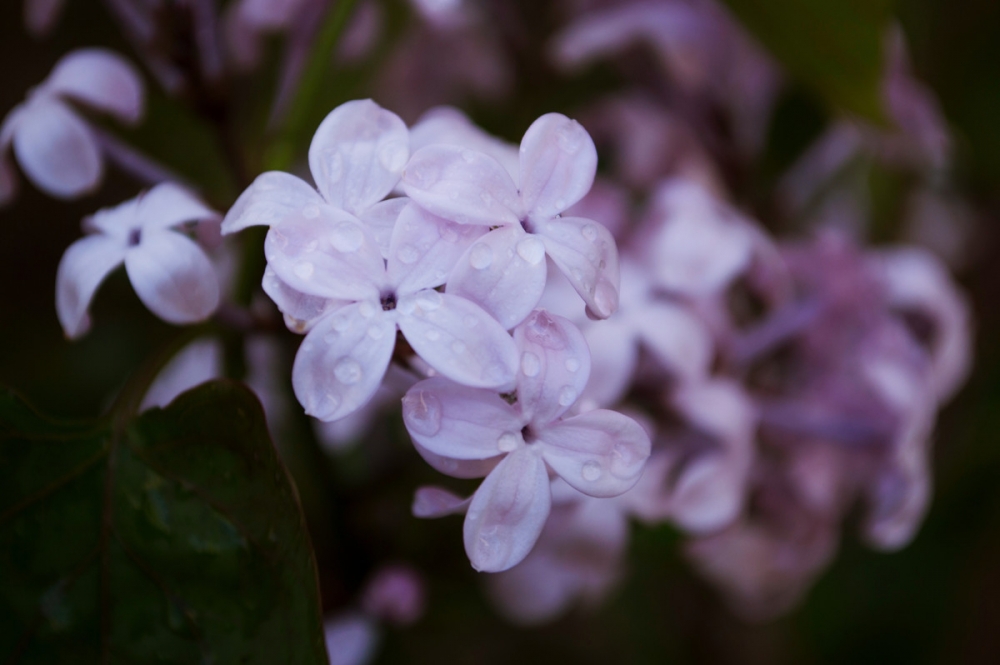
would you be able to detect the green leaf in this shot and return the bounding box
[0,381,328,664]
[719,0,895,122]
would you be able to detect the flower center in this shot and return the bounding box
[381,292,397,311]
[128,228,141,247]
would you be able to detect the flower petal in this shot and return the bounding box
[402,376,524,461]
[222,171,326,234]
[308,99,409,215]
[359,196,408,258]
[447,225,547,330]
[410,106,520,181]
[514,310,592,424]
[538,409,651,498]
[124,229,220,324]
[537,216,620,318]
[412,442,505,480]
[291,304,397,422]
[262,266,346,333]
[137,182,218,232]
[389,203,485,294]
[401,144,522,226]
[55,234,127,339]
[44,48,144,124]
[412,486,472,518]
[464,448,551,572]
[13,98,101,199]
[578,320,638,409]
[264,208,382,301]
[398,291,519,389]
[633,301,713,382]
[519,113,597,219]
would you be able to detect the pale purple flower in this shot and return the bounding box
[56,183,221,339]
[361,564,426,626]
[1,49,144,205]
[403,112,620,326]
[408,106,520,182]
[324,613,378,665]
[403,310,651,572]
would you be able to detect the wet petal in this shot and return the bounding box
[633,301,713,381]
[398,291,519,389]
[464,448,551,572]
[402,376,524,460]
[291,303,396,421]
[409,106,520,181]
[55,234,127,339]
[137,182,218,232]
[360,196,408,258]
[514,310,592,424]
[124,229,220,324]
[537,216,620,319]
[308,99,409,215]
[13,98,101,199]
[519,113,597,219]
[389,203,485,294]
[221,171,325,234]
[262,266,346,333]
[538,409,651,498]
[447,225,547,330]
[412,441,505,479]
[44,49,144,124]
[413,486,472,518]
[264,208,382,301]
[401,144,522,226]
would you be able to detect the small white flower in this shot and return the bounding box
[56,183,221,338]
[1,48,144,205]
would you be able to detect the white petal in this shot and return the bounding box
[389,203,485,294]
[308,99,409,215]
[140,338,223,411]
[264,208,382,301]
[514,310,592,425]
[633,301,713,382]
[412,441,504,479]
[446,226,547,330]
[519,113,597,219]
[538,409,651,498]
[222,171,325,234]
[261,266,346,333]
[124,229,220,324]
[55,234,127,339]
[401,144,522,226]
[463,448,551,572]
[359,196,408,258]
[398,291,519,390]
[537,216,620,318]
[138,182,218,232]
[402,377,524,460]
[291,304,396,422]
[44,49,144,124]
[409,106,520,181]
[412,486,472,518]
[13,98,101,199]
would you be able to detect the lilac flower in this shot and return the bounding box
[402,112,621,326]
[402,310,651,572]
[1,49,144,205]
[24,0,65,36]
[56,183,221,339]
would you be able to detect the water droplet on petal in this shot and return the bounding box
[613,442,636,466]
[554,198,566,210]
[520,352,541,377]
[581,460,602,481]
[565,358,580,372]
[415,290,443,311]
[516,236,546,265]
[326,151,344,183]
[270,229,288,249]
[403,390,443,436]
[480,191,494,206]
[450,340,466,354]
[334,358,363,385]
[294,261,315,279]
[425,329,441,341]
[461,149,477,164]
[463,315,478,329]
[324,392,341,409]
[304,239,318,253]
[367,325,385,340]
[329,222,364,253]
[302,205,320,219]
[581,224,598,242]
[358,301,375,318]
[497,431,520,452]
[558,385,577,406]
[469,243,493,270]
[397,244,420,264]
[556,124,583,154]
[440,226,459,242]
[593,281,619,317]
[523,310,568,349]
[379,140,408,172]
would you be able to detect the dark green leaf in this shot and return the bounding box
[0,381,328,664]
[719,0,894,122]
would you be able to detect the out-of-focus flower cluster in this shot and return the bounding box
[10,0,976,649]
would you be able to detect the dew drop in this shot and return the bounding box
[520,351,541,377]
[329,222,364,252]
[497,431,520,452]
[581,460,602,482]
[379,140,408,172]
[302,205,320,219]
[613,442,636,466]
[358,301,375,318]
[565,358,580,372]
[450,340,467,354]
[461,149,477,164]
[558,385,577,406]
[331,313,352,331]
[581,224,598,242]
[323,332,337,345]
[325,151,344,183]
[516,236,546,265]
[463,315,479,329]
[367,325,385,340]
[524,310,567,349]
[425,329,441,341]
[294,261,315,279]
[593,281,619,317]
[334,358,363,385]
[480,191,494,207]
[554,198,566,210]
[403,391,443,436]
[415,290,443,311]
[556,124,583,154]
[440,226,459,242]
[304,239,318,253]
[469,243,493,270]
[270,229,289,249]
[397,244,420,264]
